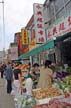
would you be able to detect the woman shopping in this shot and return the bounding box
[37,60,53,88]
[25,63,40,96]
[13,64,22,100]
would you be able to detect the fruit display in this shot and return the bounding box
[33,99,71,108]
[48,99,71,108]
[32,86,62,100]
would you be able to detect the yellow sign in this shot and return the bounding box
[21,29,28,45]
[29,39,36,46]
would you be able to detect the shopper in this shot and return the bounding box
[37,60,53,88]
[0,64,4,78]
[25,63,40,96]
[13,64,22,100]
[27,62,31,71]
[5,62,13,94]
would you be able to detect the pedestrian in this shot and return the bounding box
[5,62,13,94]
[0,64,4,78]
[25,63,40,96]
[13,63,22,100]
[37,60,53,88]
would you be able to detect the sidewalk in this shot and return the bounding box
[0,78,15,108]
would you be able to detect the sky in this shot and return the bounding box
[0,0,45,51]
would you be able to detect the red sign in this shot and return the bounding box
[17,33,22,51]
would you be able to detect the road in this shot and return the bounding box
[0,78,15,108]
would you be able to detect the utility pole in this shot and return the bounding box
[0,0,5,63]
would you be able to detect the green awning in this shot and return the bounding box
[18,40,54,60]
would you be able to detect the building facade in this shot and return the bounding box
[18,0,71,66]
[44,0,71,66]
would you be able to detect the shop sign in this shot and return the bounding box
[33,3,46,43]
[9,46,18,61]
[47,11,71,40]
[29,39,36,46]
[29,44,38,51]
[23,47,29,53]
[17,33,22,51]
[21,29,28,45]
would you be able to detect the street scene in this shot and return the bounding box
[0,0,71,108]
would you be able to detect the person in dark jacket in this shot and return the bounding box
[0,64,4,78]
[5,62,13,94]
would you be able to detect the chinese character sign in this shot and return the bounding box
[17,33,22,51]
[9,46,18,61]
[47,12,71,40]
[21,29,28,45]
[33,3,46,43]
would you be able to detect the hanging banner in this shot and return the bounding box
[33,3,46,43]
[21,29,28,45]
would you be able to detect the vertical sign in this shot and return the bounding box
[21,29,28,45]
[17,33,22,51]
[9,46,18,61]
[33,3,46,43]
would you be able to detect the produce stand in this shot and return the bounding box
[15,85,71,108]
[13,65,71,108]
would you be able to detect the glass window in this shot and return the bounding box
[43,6,51,23]
[49,1,55,20]
[56,8,65,19]
[65,0,71,12]
[50,16,56,24]
[64,0,69,3]
[55,0,64,13]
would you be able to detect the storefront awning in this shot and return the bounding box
[18,40,54,60]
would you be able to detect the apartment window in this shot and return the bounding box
[56,8,65,19]
[49,2,55,18]
[55,0,64,13]
[64,0,69,3]
[65,0,71,12]
[50,16,56,23]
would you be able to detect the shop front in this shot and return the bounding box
[18,40,54,65]
[47,10,71,66]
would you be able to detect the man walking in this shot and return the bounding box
[5,62,13,94]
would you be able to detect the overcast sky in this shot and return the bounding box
[0,0,45,51]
